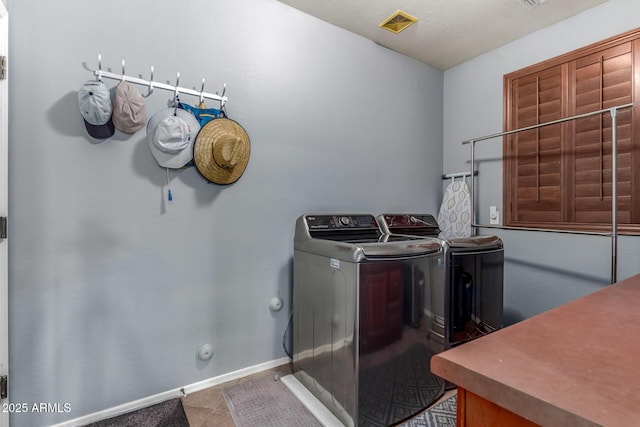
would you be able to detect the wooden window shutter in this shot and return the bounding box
[570,42,633,224]
[506,65,565,224]
[504,28,640,233]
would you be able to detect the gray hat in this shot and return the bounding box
[78,80,115,139]
[112,81,147,133]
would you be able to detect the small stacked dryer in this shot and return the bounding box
[377,214,504,352]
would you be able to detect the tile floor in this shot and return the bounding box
[180,362,455,427]
[181,363,293,427]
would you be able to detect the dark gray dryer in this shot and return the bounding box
[377,214,504,352]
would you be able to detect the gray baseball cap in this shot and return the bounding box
[78,80,114,139]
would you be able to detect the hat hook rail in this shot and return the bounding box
[90,54,229,106]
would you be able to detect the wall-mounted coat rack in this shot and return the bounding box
[89,54,228,107]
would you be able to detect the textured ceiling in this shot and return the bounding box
[277,0,609,70]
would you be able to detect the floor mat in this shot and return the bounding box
[358,344,445,426]
[398,395,457,427]
[221,374,322,427]
[84,398,189,427]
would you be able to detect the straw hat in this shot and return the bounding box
[193,118,250,184]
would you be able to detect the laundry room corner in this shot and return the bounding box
[6,0,444,425]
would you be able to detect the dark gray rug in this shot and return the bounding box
[222,374,321,427]
[358,344,445,426]
[83,398,189,427]
[399,395,457,427]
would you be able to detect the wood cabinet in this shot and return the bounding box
[431,274,640,427]
[456,388,538,427]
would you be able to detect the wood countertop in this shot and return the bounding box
[431,273,640,427]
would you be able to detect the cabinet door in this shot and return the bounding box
[457,388,538,427]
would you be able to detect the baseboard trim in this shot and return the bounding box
[50,356,292,427]
[181,356,291,395]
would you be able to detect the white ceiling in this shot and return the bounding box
[277,0,609,70]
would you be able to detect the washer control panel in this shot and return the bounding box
[305,214,379,231]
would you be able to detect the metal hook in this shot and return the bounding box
[96,54,103,81]
[219,83,227,108]
[174,72,180,99]
[173,72,180,115]
[144,65,154,98]
[199,78,206,105]
[121,59,126,81]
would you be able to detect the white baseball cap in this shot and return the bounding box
[78,80,114,139]
[147,108,201,168]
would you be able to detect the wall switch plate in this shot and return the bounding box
[489,206,500,225]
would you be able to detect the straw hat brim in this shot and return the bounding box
[193,118,251,185]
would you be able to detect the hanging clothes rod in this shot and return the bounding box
[464,102,634,285]
[462,103,634,145]
[90,55,228,106]
[441,170,478,180]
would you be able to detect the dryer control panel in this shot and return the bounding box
[379,214,440,236]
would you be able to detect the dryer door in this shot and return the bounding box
[449,249,504,346]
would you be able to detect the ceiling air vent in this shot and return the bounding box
[518,0,548,9]
[378,10,418,34]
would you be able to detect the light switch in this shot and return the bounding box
[490,206,499,225]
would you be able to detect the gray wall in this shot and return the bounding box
[443,0,640,324]
[7,0,443,425]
